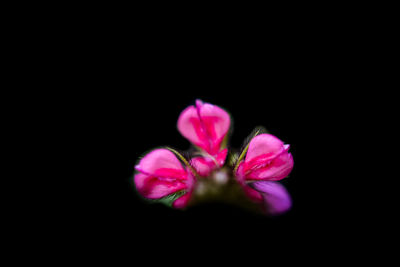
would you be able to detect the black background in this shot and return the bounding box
[50,17,363,260]
[10,4,392,263]
[74,52,342,255]
[6,3,391,263]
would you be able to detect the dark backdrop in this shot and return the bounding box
[17,5,379,263]
[77,61,338,252]
[65,27,351,258]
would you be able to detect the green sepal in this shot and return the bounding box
[227,152,239,168]
[220,131,230,150]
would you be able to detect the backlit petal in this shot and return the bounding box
[215,148,228,167]
[136,149,186,179]
[190,156,214,177]
[172,192,192,209]
[245,134,285,164]
[197,101,230,154]
[177,100,230,154]
[235,163,263,203]
[190,149,228,177]
[177,105,209,151]
[247,151,294,181]
[134,173,186,199]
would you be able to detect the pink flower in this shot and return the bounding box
[177,100,230,176]
[189,149,227,177]
[251,181,292,216]
[235,133,294,203]
[134,100,295,216]
[134,148,194,209]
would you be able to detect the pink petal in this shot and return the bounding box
[136,149,187,179]
[235,162,246,180]
[190,149,228,177]
[251,181,292,215]
[235,163,263,203]
[197,101,230,154]
[177,100,230,155]
[177,105,209,151]
[190,156,214,177]
[242,184,264,203]
[215,148,228,167]
[134,173,187,199]
[172,192,192,209]
[245,134,285,164]
[247,151,294,181]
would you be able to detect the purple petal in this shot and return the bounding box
[251,181,292,215]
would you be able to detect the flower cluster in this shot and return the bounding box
[134,100,294,215]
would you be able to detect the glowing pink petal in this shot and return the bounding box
[215,148,228,167]
[136,149,187,180]
[235,163,263,203]
[177,100,230,155]
[134,173,187,199]
[242,184,264,203]
[251,181,292,215]
[237,133,293,181]
[235,133,293,206]
[246,151,294,181]
[190,149,228,177]
[135,149,193,205]
[245,134,285,164]
[177,105,208,151]
[197,101,230,154]
[190,156,214,177]
[172,192,192,209]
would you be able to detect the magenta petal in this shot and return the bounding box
[134,173,187,199]
[245,134,285,164]
[177,100,230,155]
[190,156,214,177]
[190,149,228,177]
[172,192,192,209]
[215,148,228,167]
[136,149,186,179]
[197,102,230,154]
[134,149,193,200]
[247,151,294,181]
[235,163,263,203]
[177,105,209,152]
[251,181,292,215]
[242,184,264,203]
[235,162,246,180]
